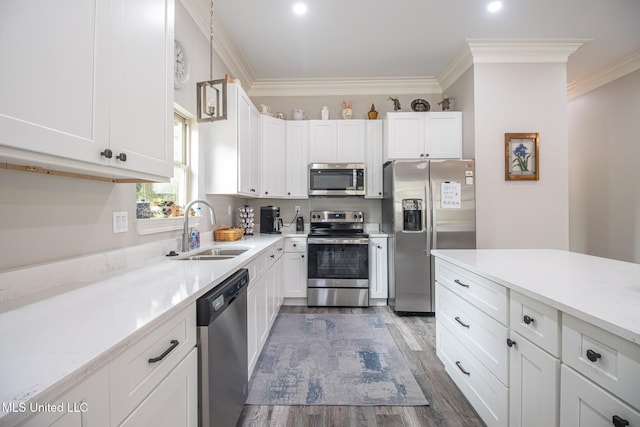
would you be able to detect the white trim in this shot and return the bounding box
[135,216,198,235]
[466,39,588,64]
[247,77,442,97]
[438,45,473,92]
[567,49,640,100]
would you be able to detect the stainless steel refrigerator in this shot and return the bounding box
[382,159,476,313]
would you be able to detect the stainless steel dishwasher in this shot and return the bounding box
[197,268,249,427]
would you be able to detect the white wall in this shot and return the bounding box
[442,66,475,159]
[568,69,640,263]
[473,63,570,249]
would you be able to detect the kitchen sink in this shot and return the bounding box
[175,248,249,261]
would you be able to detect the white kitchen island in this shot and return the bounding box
[431,249,640,427]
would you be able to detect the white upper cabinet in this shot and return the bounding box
[385,112,462,160]
[365,120,383,198]
[309,120,365,163]
[207,84,262,196]
[285,121,309,198]
[261,115,287,197]
[0,0,174,181]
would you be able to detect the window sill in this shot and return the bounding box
[135,217,197,235]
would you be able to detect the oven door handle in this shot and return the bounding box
[308,238,369,245]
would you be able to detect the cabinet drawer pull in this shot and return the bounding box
[148,339,179,364]
[612,415,630,427]
[100,148,113,159]
[454,279,469,288]
[523,315,535,325]
[115,152,127,161]
[454,316,470,328]
[455,361,470,376]
[507,338,517,348]
[586,349,602,363]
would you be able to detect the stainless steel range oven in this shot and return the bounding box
[307,210,369,307]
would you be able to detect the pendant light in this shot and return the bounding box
[196,0,227,122]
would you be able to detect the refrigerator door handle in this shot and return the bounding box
[429,180,436,250]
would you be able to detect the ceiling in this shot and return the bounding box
[204,0,640,92]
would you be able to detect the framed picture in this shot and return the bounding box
[505,133,539,181]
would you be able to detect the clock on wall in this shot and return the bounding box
[174,39,189,90]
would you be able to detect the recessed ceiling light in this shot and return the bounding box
[488,1,503,12]
[293,2,307,15]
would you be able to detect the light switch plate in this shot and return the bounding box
[113,212,128,233]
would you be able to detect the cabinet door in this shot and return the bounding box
[427,112,462,159]
[365,121,383,198]
[109,0,173,177]
[19,367,109,427]
[337,121,365,162]
[285,121,309,198]
[560,365,640,427]
[237,90,255,195]
[120,349,198,427]
[247,283,259,378]
[369,238,388,299]
[309,120,337,162]
[0,0,110,165]
[261,116,286,197]
[385,113,425,159]
[283,252,308,298]
[509,331,560,427]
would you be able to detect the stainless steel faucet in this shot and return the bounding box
[183,199,216,252]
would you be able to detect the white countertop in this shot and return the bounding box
[0,235,282,425]
[431,249,640,345]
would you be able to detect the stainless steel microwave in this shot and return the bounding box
[308,163,365,196]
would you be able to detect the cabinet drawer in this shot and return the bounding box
[435,259,508,324]
[284,237,307,253]
[436,322,508,427]
[562,314,640,409]
[436,282,508,384]
[561,365,640,427]
[109,303,196,425]
[510,291,560,357]
[273,240,285,260]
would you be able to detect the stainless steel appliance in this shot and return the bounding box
[197,269,249,427]
[309,163,365,196]
[260,206,282,234]
[307,210,369,307]
[382,160,476,313]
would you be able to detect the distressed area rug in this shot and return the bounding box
[246,313,429,406]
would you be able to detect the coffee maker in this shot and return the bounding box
[260,206,282,234]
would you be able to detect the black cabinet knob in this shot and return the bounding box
[507,338,517,348]
[116,152,127,161]
[586,349,602,362]
[523,315,535,325]
[612,415,629,427]
[100,148,113,159]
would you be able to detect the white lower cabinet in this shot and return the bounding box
[247,242,284,378]
[119,348,197,427]
[508,331,560,427]
[560,365,640,427]
[18,367,110,427]
[369,237,388,300]
[434,255,640,427]
[437,322,508,427]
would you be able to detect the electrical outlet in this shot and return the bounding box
[112,212,128,233]
[295,206,301,214]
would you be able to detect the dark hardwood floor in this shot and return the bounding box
[238,306,485,427]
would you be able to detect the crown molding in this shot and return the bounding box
[179,0,255,88]
[466,39,589,64]
[247,77,442,97]
[567,49,640,100]
[438,45,473,92]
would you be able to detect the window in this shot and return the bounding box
[136,111,190,218]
